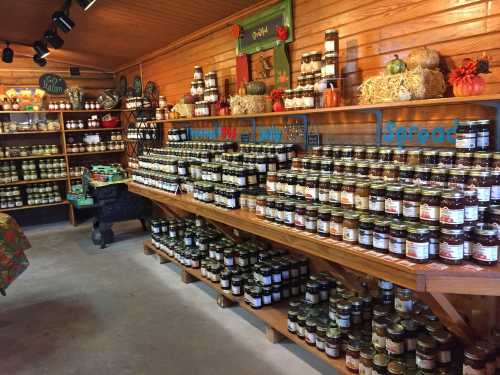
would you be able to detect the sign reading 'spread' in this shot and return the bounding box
[383,120,457,147]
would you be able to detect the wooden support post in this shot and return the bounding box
[418,292,476,345]
[265,325,284,343]
[181,269,197,284]
[216,294,235,308]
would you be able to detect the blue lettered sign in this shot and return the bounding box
[382,120,457,147]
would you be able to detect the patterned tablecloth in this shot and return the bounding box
[0,213,30,295]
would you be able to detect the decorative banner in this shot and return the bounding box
[235,0,293,54]
[274,42,291,89]
[39,73,66,95]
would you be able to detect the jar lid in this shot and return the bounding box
[474,224,497,236]
[356,181,370,187]
[403,186,420,194]
[399,165,414,172]
[374,218,391,226]
[456,151,473,157]
[331,208,344,217]
[493,152,500,160]
[470,119,492,125]
[449,168,468,176]
[379,148,393,154]
[325,28,338,34]
[343,212,360,220]
[318,207,331,214]
[373,353,389,367]
[474,151,492,159]
[417,334,437,349]
[441,190,464,199]
[324,52,338,58]
[387,361,405,375]
[401,318,418,332]
[390,222,406,231]
[370,182,386,189]
[423,149,438,156]
[407,149,422,155]
[421,188,441,197]
[296,203,307,209]
[360,215,374,224]
[301,52,311,57]
[360,346,375,359]
[386,184,403,192]
[432,330,453,344]
[407,225,429,235]
[469,169,490,177]
[326,326,342,338]
[464,346,486,361]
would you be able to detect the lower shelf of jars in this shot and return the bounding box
[144,240,351,374]
[0,200,69,212]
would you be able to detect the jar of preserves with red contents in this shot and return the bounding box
[256,195,267,218]
[490,170,500,205]
[493,153,500,170]
[430,167,448,188]
[467,169,491,207]
[385,185,403,218]
[346,339,361,373]
[302,158,311,171]
[318,207,331,237]
[475,119,492,151]
[379,148,393,163]
[291,158,302,171]
[296,174,306,200]
[416,335,437,373]
[438,150,455,168]
[343,212,360,243]
[487,206,500,239]
[342,146,354,160]
[414,166,431,186]
[464,189,479,224]
[456,151,474,168]
[386,323,406,356]
[393,148,407,164]
[463,347,487,375]
[329,177,342,206]
[373,219,391,253]
[355,181,370,212]
[277,171,287,195]
[305,176,319,202]
[473,225,498,266]
[286,173,297,197]
[354,146,366,160]
[284,201,295,227]
[265,197,276,221]
[310,158,321,172]
[389,223,407,258]
[439,228,464,264]
[403,187,421,222]
[321,160,334,175]
[406,226,430,263]
[295,203,306,230]
[420,189,441,225]
[365,147,379,161]
[266,172,277,195]
[334,160,345,176]
[423,150,439,166]
[407,149,422,166]
[456,120,477,151]
[432,330,455,368]
[341,179,356,209]
[330,208,344,240]
[332,146,342,159]
[322,145,333,157]
[448,168,467,190]
[356,161,369,179]
[274,199,286,223]
[283,89,294,110]
[440,190,465,228]
[369,183,386,215]
[358,216,374,249]
[305,205,318,233]
[473,152,492,169]
[369,162,383,180]
[383,164,398,183]
[399,165,414,184]
[427,225,440,259]
[344,161,357,177]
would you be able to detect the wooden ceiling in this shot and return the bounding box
[0,0,256,71]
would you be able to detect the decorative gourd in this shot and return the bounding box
[246,81,267,95]
[386,55,406,75]
[407,47,440,70]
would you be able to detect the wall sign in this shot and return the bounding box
[236,0,293,54]
[39,73,66,95]
[383,120,457,147]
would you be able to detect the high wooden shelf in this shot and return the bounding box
[0,200,69,212]
[143,240,351,375]
[0,177,67,187]
[128,182,500,297]
[0,109,128,114]
[0,154,65,161]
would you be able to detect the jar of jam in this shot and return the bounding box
[456,151,474,168]
[359,346,375,375]
[475,119,492,151]
[342,146,354,160]
[369,183,386,214]
[296,174,306,199]
[373,353,389,375]
[383,164,398,183]
[274,199,285,223]
[490,170,500,205]
[473,151,492,169]
[407,149,422,166]
[399,165,414,184]
[430,167,448,188]
[420,189,441,225]
[355,181,370,212]
[439,228,464,264]
[310,158,322,172]
[464,190,479,224]
[295,203,306,230]
[343,212,360,243]
[406,226,430,263]
[456,120,477,151]
[329,177,342,206]
[321,160,334,175]
[284,201,295,227]
[369,162,383,180]
[463,347,486,375]
[373,219,391,253]
[416,335,437,372]
[326,327,342,359]
[463,225,474,260]
[322,145,333,157]
[386,323,406,356]
[372,317,388,351]
[423,150,439,166]
[438,150,455,168]
[346,339,361,373]
[432,330,454,368]
[319,176,330,203]
[265,197,276,221]
[291,157,302,171]
[467,169,491,207]
[475,340,496,375]
[440,190,464,228]
[403,187,421,222]
[378,148,393,162]
[354,146,366,160]
[393,148,407,164]
[305,205,318,233]
[472,225,498,266]
[334,160,345,176]
[414,166,431,186]
[389,223,407,258]
[356,161,369,179]
[305,176,319,202]
[493,153,500,170]
[330,209,344,240]
[305,319,317,346]
[448,168,467,190]
[318,207,331,237]
[358,215,374,249]
[344,161,357,177]
[341,179,356,209]
[385,185,403,218]
[395,287,413,316]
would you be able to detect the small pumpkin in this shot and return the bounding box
[407,47,440,70]
[246,80,267,95]
[386,55,406,75]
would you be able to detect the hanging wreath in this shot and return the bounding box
[231,24,242,39]
[276,25,288,41]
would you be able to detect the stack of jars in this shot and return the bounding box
[166,128,188,142]
[0,162,19,184]
[203,71,219,104]
[150,216,311,309]
[0,187,23,209]
[1,144,59,157]
[65,120,86,129]
[26,183,62,206]
[127,122,160,140]
[35,158,67,179]
[254,144,500,266]
[69,166,85,178]
[48,101,72,111]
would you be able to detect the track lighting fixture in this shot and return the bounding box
[33,41,50,58]
[52,10,75,33]
[44,30,64,49]
[2,42,13,63]
[77,0,97,11]
[33,54,47,67]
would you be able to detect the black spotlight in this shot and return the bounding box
[77,0,97,11]
[52,10,75,33]
[33,54,47,67]
[44,30,64,49]
[2,42,13,63]
[33,41,50,58]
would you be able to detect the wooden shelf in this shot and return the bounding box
[69,176,83,180]
[0,178,67,187]
[66,150,125,156]
[0,109,128,114]
[144,240,351,374]
[0,131,61,135]
[64,128,124,133]
[0,154,65,161]
[0,200,69,212]
[129,183,500,296]
[157,94,500,123]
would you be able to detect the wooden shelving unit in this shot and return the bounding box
[143,240,351,375]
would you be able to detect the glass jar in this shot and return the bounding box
[393,148,407,164]
[456,151,474,168]
[318,207,331,237]
[256,195,267,218]
[379,148,393,162]
[432,330,454,368]
[456,120,477,151]
[403,187,421,222]
[284,201,295,227]
[416,335,437,372]
[399,165,414,184]
[439,228,464,264]
[346,339,361,373]
[330,209,344,240]
[372,317,388,351]
[305,205,318,233]
[448,168,467,190]
[265,197,276,221]
[324,52,339,77]
[305,176,319,202]
[407,149,422,166]
[369,183,386,215]
[386,323,406,356]
[319,176,330,203]
[305,319,317,346]
[303,88,315,109]
[463,347,486,375]
[358,215,374,249]
[438,151,455,168]
[389,223,407,258]
[472,225,498,266]
[385,185,403,218]
[406,226,430,263]
[439,190,464,228]
[325,29,339,52]
[341,179,356,209]
[423,150,439,165]
[467,169,491,207]
[475,119,492,151]
[373,219,391,253]
[373,353,389,375]
[430,167,448,188]
[369,162,383,180]
[414,166,431,186]
[343,212,360,243]
[490,170,500,205]
[473,152,492,169]
[326,327,342,359]
[329,177,342,206]
[359,346,375,375]
[355,181,370,212]
[383,165,398,183]
[295,203,306,230]
[464,189,479,224]
[420,189,441,225]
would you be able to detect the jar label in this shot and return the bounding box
[406,240,429,260]
[395,297,413,313]
[305,218,317,231]
[263,294,272,305]
[285,211,295,225]
[325,64,337,76]
[403,200,420,218]
[296,185,305,196]
[220,279,230,288]
[439,241,463,260]
[306,332,316,344]
[440,207,465,225]
[372,331,386,348]
[325,40,337,52]
[386,338,405,354]
[318,220,330,234]
[448,181,465,190]
[343,227,358,242]
[477,131,489,148]
[305,187,319,201]
[385,198,402,215]
[346,355,359,371]
[341,191,354,206]
[329,190,340,204]
[492,184,500,200]
[358,229,373,245]
[330,222,343,237]
[369,196,385,212]
[325,344,340,358]
[464,240,472,257]
[359,362,372,375]
[389,236,406,254]
[296,325,305,337]
[373,232,389,250]
[287,184,296,195]
[437,350,452,364]
[305,292,320,304]
[355,195,369,210]
[456,133,476,149]
[319,190,329,202]
[475,186,491,202]
[417,355,435,370]
[420,203,439,221]
[463,364,485,375]
[465,205,479,221]
[265,207,275,219]
[473,243,498,262]
[275,210,284,222]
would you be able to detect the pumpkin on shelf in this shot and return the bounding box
[386,55,406,75]
[449,54,491,97]
[406,47,440,70]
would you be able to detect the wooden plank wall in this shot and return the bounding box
[117,0,499,148]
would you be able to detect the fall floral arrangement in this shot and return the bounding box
[270,88,284,112]
[448,54,491,97]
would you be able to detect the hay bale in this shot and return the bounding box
[359,66,446,104]
[229,95,266,115]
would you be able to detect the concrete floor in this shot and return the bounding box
[0,220,333,375]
